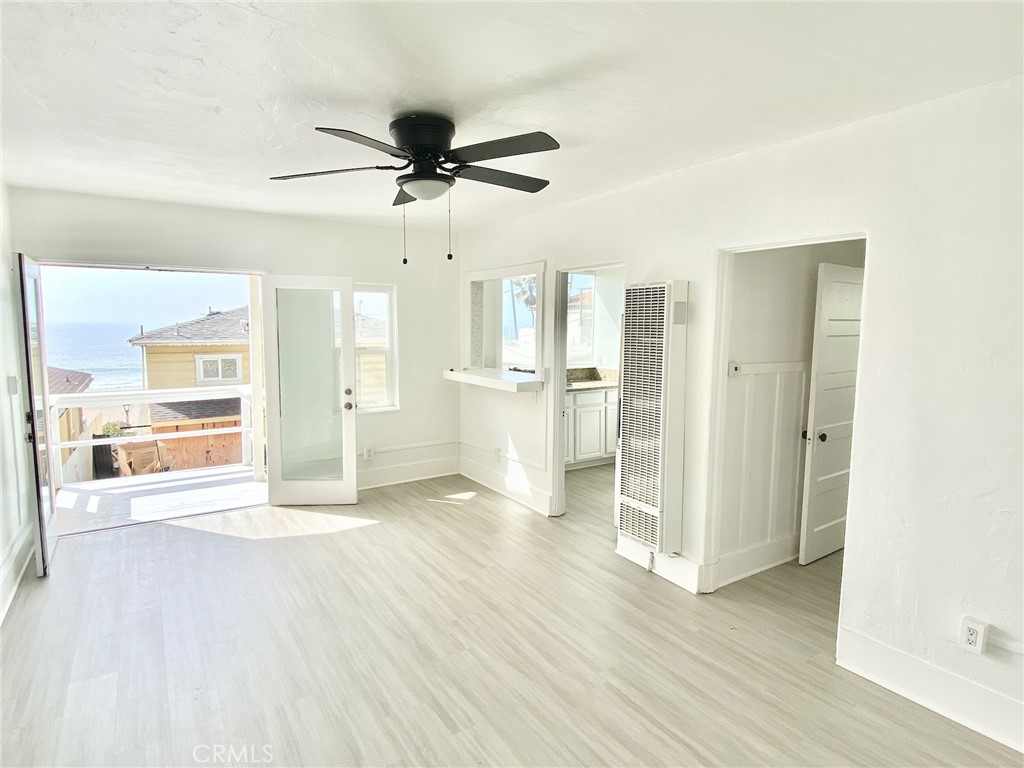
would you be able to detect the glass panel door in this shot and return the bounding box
[262,276,357,505]
[18,254,57,575]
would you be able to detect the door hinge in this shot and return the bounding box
[25,410,32,425]
[25,432,34,444]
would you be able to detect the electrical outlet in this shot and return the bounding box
[960,616,988,655]
[362,446,375,461]
[494,447,502,461]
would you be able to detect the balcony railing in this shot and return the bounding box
[46,384,261,485]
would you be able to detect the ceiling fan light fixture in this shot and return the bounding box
[398,173,455,201]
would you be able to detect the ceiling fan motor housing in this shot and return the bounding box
[388,114,456,157]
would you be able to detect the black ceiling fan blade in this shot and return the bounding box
[316,127,411,159]
[454,165,549,193]
[446,132,559,164]
[270,165,394,181]
[393,188,415,206]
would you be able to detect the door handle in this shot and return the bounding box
[801,429,808,440]
[818,432,828,442]
[344,402,354,411]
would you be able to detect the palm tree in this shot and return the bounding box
[510,275,537,321]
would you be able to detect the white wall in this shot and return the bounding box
[716,241,866,586]
[7,188,462,491]
[0,183,38,623]
[458,79,1022,748]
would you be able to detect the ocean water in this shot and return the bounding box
[45,322,144,391]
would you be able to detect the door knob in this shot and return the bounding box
[344,402,353,411]
[344,388,352,396]
[818,432,828,442]
[801,430,808,439]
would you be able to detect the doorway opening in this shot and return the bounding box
[708,237,867,613]
[30,263,268,537]
[552,264,626,527]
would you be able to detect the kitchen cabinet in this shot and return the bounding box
[564,387,618,466]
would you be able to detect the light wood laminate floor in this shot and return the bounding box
[2,467,1018,767]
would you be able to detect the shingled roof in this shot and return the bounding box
[129,307,250,347]
[47,366,94,396]
[150,398,241,423]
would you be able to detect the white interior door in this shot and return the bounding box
[262,275,357,506]
[799,263,864,564]
[17,254,58,576]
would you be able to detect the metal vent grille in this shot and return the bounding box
[618,501,660,548]
[617,283,669,547]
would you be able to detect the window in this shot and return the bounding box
[354,285,398,411]
[195,354,242,383]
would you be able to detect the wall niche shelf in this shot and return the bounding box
[442,368,545,393]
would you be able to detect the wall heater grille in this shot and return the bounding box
[617,500,661,548]
[616,282,670,548]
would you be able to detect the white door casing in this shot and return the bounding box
[262,275,357,506]
[799,263,864,564]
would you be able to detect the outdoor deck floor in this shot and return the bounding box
[55,464,268,535]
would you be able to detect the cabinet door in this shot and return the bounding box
[574,405,605,460]
[604,402,618,456]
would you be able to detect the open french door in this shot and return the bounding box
[17,254,58,576]
[799,263,864,564]
[262,275,358,506]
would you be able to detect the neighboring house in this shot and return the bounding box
[129,306,251,389]
[129,307,250,471]
[47,365,95,483]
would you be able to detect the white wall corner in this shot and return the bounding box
[615,533,701,594]
[1,523,35,625]
[837,627,1024,753]
[459,449,553,516]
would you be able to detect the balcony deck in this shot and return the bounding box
[55,464,268,535]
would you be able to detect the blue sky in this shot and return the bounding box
[40,266,251,328]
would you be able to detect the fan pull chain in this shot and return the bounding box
[402,205,408,265]
[447,191,453,261]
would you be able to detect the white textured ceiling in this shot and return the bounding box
[2,2,1021,229]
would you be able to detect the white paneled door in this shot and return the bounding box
[799,263,864,564]
[262,276,357,506]
[17,254,58,576]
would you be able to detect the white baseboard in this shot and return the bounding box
[356,440,460,491]
[357,456,460,490]
[1,523,35,626]
[615,533,701,594]
[837,627,1024,753]
[566,456,615,470]
[460,453,552,516]
[711,534,800,590]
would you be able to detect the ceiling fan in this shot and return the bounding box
[271,114,559,205]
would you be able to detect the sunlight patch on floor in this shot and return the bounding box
[427,490,479,505]
[163,505,379,540]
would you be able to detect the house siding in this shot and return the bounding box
[143,343,250,390]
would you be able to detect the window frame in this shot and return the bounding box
[194,354,243,384]
[353,283,399,413]
[463,261,545,372]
